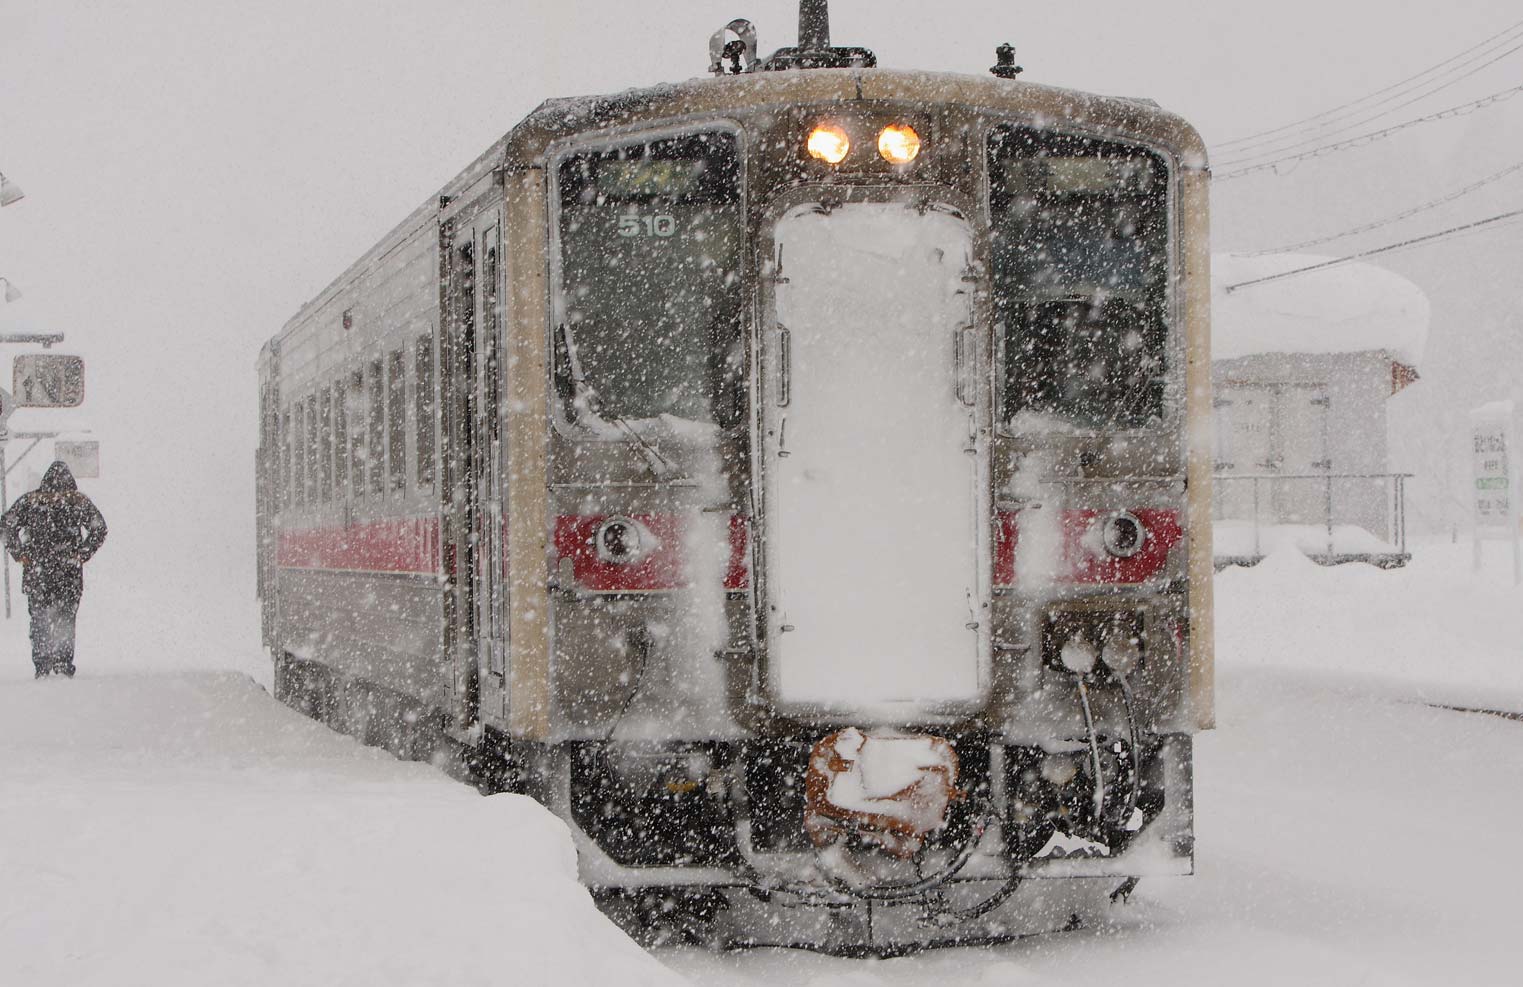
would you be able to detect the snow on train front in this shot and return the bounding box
[534,4,1212,953]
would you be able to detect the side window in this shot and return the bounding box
[305,394,318,504]
[415,334,436,488]
[388,349,406,493]
[368,359,384,495]
[349,370,365,500]
[292,400,307,507]
[280,407,292,510]
[319,387,333,503]
[334,378,349,497]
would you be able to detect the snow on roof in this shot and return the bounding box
[1212,253,1429,367]
[1471,399,1515,422]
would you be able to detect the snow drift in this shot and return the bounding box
[0,672,678,987]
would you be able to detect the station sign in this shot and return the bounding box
[1473,414,1515,532]
[13,354,85,408]
[54,440,99,479]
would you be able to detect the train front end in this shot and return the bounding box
[531,13,1212,953]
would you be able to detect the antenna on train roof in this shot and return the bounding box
[710,0,876,74]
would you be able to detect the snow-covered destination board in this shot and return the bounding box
[254,0,1215,955]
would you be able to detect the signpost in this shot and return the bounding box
[0,386,15,618]
[1471,402,1521,584]
[54,439,99,479]
[13,353,84,407]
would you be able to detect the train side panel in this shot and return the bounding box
[262,217,451,709]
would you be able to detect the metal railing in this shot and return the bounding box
[1212,471,1412,561]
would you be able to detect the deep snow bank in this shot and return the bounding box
[0,672,678,987]
[1215,538,1523,708]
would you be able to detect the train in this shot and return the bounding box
[255,0,1214,954]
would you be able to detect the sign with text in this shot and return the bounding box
[1473,415,1515,533]
[54,440,99,479]
[13,354,85,408]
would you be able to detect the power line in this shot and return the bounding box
[1218,40,1523,165]
[1215,83,1523,182]
[1244,160,1523,255]
[1223,205,1523,293]
[1218,17,1523,149]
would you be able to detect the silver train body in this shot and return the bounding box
[255,11,1214,954]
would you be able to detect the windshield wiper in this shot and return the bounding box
[558,323,677,481]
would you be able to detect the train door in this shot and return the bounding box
[473,219,510,723]
[441,208,510,729]
[761,200,990,715]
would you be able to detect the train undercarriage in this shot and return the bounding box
[272,649,1192,954]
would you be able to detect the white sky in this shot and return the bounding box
[0,0,1519,613]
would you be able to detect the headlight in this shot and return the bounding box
[1100,625,1142,677]
[1058,634,1098,674]
[596,517,649,564]
[877,124,922,164]
[807,125,851,164]
[1100,512,1147,559]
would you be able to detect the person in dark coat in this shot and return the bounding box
[1,462,108,678]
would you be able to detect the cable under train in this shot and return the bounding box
[254,0,1214,954]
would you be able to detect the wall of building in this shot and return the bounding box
[1212,349,1398,541]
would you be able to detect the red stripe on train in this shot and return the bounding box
[994,508,1182,586]
[554,514,751,592]
[277,517,441,574]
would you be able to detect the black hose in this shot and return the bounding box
[1075,676,1107,822]
[604,629,651,742]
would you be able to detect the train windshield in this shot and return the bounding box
[989,127,1170,430]
[554,131,744,428]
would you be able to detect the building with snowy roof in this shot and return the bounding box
[1211,253,1429,567]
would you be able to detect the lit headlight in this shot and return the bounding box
[877,124,922,164]
[1100,512,1147,559]
[807,124,851,164]
[596,517,649,564]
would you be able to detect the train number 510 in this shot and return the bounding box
[618,214,679,238]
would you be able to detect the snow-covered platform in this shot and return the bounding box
[0,672,678,987]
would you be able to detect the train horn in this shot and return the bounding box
[798,0,831,52]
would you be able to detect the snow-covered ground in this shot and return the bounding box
[0,673,677,987]
[3,538,1521,985]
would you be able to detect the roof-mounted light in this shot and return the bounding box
[878,125,922,165]
[807,125,851,164]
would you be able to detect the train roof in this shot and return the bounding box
[266,67,1208,359]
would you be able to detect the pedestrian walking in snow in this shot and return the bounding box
[1,462,108,678]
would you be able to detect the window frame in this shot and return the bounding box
[985,122,1181,437]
